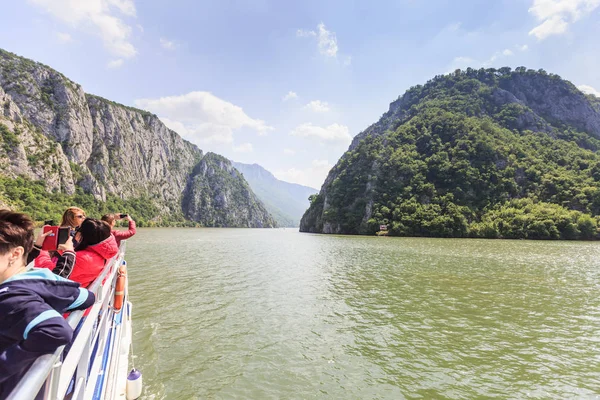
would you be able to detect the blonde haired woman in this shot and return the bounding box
[61,207,86,229]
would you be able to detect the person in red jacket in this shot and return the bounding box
[35,218,118,288]
[101,214,136,248]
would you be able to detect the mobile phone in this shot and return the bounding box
[42,226,59,251]
[57,227,70,246]
[44,220,54,226]
[119,214,128,218]
[42,226,70,250]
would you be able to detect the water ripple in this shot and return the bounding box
[126,230,600,399]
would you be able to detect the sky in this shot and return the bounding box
[0,0,599,189]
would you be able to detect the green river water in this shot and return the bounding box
[125,228,600,399]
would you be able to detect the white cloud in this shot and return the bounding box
[304,100,330,113]
[528,0,600,40]
[529,15,569,39]
[28,0,138,58]
[447,22,462,32]
[453,56,475,64]
[297,22,342,58]
[233,143,254,153]
[56,32,72,43]
[296,29,316,37]
[448,48,517,73]
[161,117,235,144]
[485,48,515,66]
[578,84,600,97]
[290,123,351,145]
[160,38,177,50]
[517,44,529,51]
[106,0,136,16]
[283,148,296,155]
[135,91,273,146]
[316,23,338,57]
[107,59,124,69]
[275,159,332,188]
[282,91,298,101]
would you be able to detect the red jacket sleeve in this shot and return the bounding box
[34,250,57,271]
[112,220,136,241]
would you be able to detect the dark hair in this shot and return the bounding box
[101,214,116,225]
[0,209,35,257]
[75,218,111,251]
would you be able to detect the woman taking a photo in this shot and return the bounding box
[101,213,137,247]
[36,218,118,288]
[27,206,86,269]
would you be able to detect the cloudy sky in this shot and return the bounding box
[1,0,599,188]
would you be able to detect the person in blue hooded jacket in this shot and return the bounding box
[0,210,95,400]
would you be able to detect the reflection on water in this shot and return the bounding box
[125,229,600,399]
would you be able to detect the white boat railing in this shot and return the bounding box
[7,241,129,400]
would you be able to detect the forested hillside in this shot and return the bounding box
[301,67,600,239]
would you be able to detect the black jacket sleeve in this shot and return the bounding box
[52,251,76,278]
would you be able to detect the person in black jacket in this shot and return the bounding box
[0,210,95,400]
[27,228,76,278]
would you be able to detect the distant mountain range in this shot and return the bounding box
[232,162,317,227]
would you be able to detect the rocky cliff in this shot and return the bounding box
[301,67,600,239]
[0,48,275,227]
[184,154,276,227]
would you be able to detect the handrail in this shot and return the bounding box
[6,242,127,400]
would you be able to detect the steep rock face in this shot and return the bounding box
[0,49,275,227]
[85,94,201,208]
[0,50,94,163]
[0,85,75,193]
[497,72,600,136]
[300,67,600,236]
[348,70,600,154]
[183,154,276,227]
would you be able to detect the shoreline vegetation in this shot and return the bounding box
[2,172,597,240]
[0,176,199,227]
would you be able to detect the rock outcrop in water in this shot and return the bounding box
[301,67,600,239]
[0,48,275,227]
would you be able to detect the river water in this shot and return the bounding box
[125,228,600,399]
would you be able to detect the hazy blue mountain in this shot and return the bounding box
[232,162,318,227]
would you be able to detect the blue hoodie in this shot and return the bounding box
[0,268,95,399]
